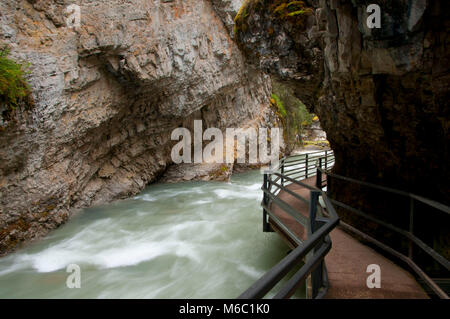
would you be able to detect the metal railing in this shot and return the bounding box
[239,149,449,299]
[279,150,334,189]
[239,150,338,299]
[317,168,450,299]
[263,150,335,234]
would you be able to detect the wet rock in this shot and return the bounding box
[234,0,450,205]
[234,0,450,264]
[0,0,281,255]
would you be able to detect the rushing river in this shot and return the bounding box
[0,170,306,299]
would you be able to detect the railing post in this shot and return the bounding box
[316,158,323,189]
[281,160,285,187]
[309,191,320,233]
[263,173,270,232]
[316,168,322,189]
[309,190,323,298]
[325,150,328,170]
[305,153,309,179]
[409,197,414,260]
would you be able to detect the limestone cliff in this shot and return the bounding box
[235,0,449,203]
[234,0,449,265]
[0,0,279,255]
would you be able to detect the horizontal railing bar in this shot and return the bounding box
[339,222,449,299]
[283,151,332,161]
[283,163,308,170]
[238,198,339,299]
[272,173,317,191]
[320,169,450,215]
[283,169,313,176]
[262,189,309,226]
[281,174,307,182]
[267,180,301,199]
[410,194,450,215]
[269,176,284,193]
[272,189,281,197]
[269,175,282,186]
[287,160,321,167]
[282,155,305,161]
[281,172,306,180]
[273,238,332,299]
[262,204,303,246]
[318,169,409,196]
[330,199,408,234]
[284,166,318,173]
[330,199,450,271]
[282,175,306,182]
[289,150,330,156]
[283,169,304,175]
[282,157,334,170]
[282,169,307,177]
[282,160,306,167]
[267,180,311,206]
[283,156,309,162]
[283,164,320,173]
[283,156,330,166]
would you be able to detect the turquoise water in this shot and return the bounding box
[0,170,305,299]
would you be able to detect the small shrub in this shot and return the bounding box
[272,80,318,152]
[297,101,314,126]
[0,45,32,112]
[271,93,287,117]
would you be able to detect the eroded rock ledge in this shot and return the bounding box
[235,0,449,204]
[234,0,449,262]
[0,0,280,255]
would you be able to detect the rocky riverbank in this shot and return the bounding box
[0,0,281,256]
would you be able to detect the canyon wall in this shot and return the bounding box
[234,0,449,264]
[235,0,449,202]
[0,0,279,255]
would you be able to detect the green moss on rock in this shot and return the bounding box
[234,0,313,38]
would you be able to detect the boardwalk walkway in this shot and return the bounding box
[269,176,428,299]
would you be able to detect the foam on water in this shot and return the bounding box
[0,170,305,299]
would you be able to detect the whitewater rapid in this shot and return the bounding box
[0,170,305,298]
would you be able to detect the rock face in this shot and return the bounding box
[235,0,449,204]
[0,0,279,255]
[235,0,450,266]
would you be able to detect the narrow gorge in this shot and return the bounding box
[0,0,285,255]
[235,0,449,204]
[234,0,449,262]
[0,0,448,300]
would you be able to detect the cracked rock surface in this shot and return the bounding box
[0,0,280,255]
[235,0,449,205]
